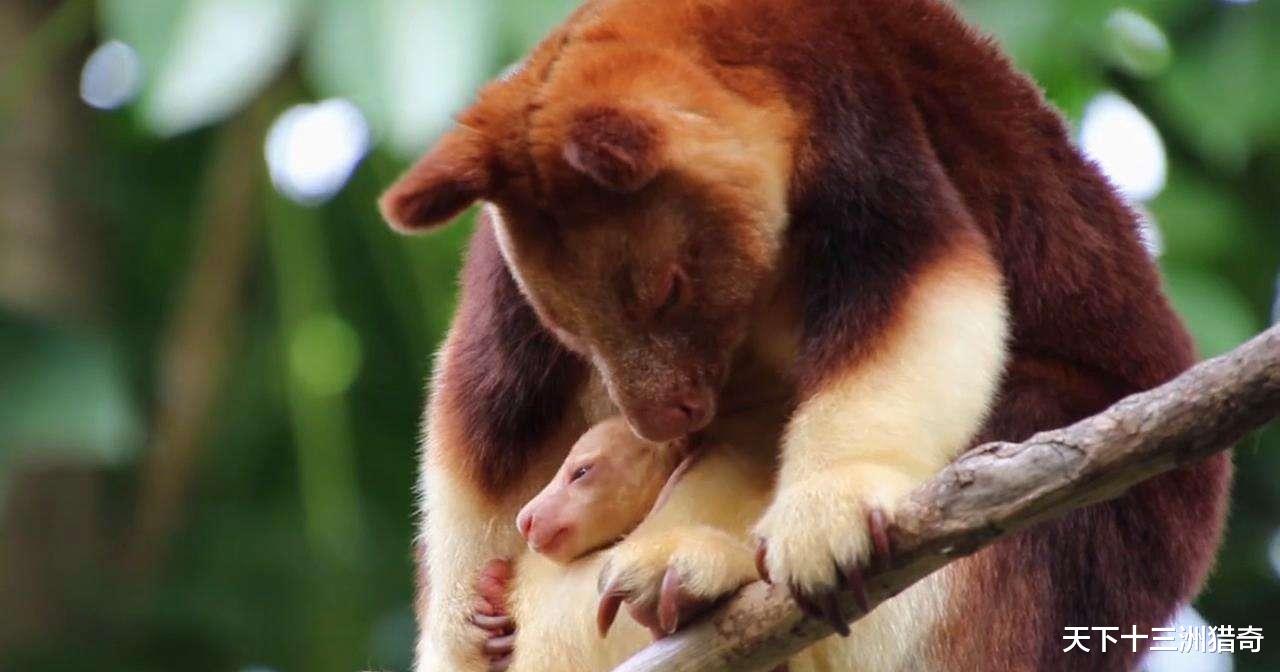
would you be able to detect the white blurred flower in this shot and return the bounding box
[1080,92,1168,203]
[1139,605,1233,672]
[80,40,144,110]
[265,99,371,205]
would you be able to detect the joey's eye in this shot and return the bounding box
[570,464,593,483]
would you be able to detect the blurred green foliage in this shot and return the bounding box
[1,1,1278,671]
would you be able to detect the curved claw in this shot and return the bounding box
[840,562,869,615]
[792,583,850,638]
[488,655,512,672]
[868,508,893,570]
[819,590,850,637]
[791,585,821,621]
[657,566,686,635]
[755,540,772,585]
[597,583,627,637]
[471,612,514,632]
[483,632,515,656]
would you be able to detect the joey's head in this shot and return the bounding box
[515,417,681,564]
[381,39,796,441]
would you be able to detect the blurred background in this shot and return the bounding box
[0,1,1277,671]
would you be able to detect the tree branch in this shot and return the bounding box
[614,323,1280,672]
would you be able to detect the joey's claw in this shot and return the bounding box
[481,627,514,672]
[483,633,515,657]
[471,558,517,668]
[471,613,514,632]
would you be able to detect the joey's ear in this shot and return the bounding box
[563,106,664,193]
[379,128,492,234]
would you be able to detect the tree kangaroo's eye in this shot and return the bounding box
[652,265,686,321]
[570,464,593,483]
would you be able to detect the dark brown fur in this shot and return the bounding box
[435,217,586,498]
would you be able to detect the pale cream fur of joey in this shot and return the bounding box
[517,416,683,564]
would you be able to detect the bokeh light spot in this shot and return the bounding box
[265,99,371,205]
[1272,270,1280,326]
[1104,9,1172,78]
[1269,528,1280,580]
[288,312,363,397]
[1139,605,1234,672]
[80,40,144,110]
[1080,92,1167,203]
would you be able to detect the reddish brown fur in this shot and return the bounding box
[388,0,1231,669]
[563,106,665,193]
[432,216,587,498]
[381,130,493,232]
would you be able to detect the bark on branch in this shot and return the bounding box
[614,324,1280,672]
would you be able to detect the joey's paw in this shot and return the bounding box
[753,482,895,636]
[596,527,756,639]
[470,559,516,671]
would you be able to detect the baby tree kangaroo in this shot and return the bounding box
[517,417,690,565]
[476,417,699,669]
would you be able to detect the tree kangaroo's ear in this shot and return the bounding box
[563,106,665,193]
[379,128,492,234]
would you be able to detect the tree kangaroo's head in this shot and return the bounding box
[381,29,797,441]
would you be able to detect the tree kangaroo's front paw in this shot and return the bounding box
[596,526,756,638]
[753,473,899,636]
